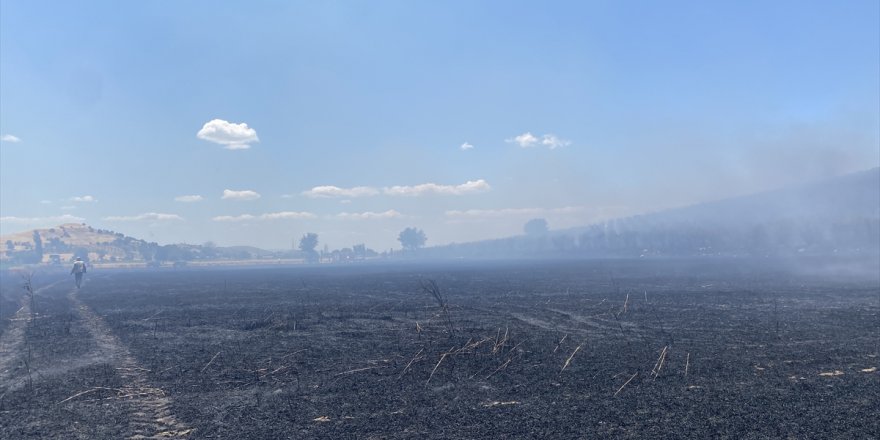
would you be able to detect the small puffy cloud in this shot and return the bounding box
[335,210,401,220]
[103,212,183,222]
[384,179,491,197]
[460,142,474,151]
[70,195,97,203]
[0,214,85,225]
[507,132,570,149]
[1,134,22,143]
[507,132,539,148]
[40,200,52,204]
[213,211,316,222]
[541,134,571,149]
[60,206,76,211]
[302,185,380,198]
[222,189,261,201]
[197,119,259,150]
[174,195,204,202]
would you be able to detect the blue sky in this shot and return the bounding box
[1,0,878,250]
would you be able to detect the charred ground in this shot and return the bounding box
[1,259,878,439]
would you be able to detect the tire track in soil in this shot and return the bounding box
[508,308,643,343]
[0,280,66,388]
[69,290,193,439]
[508,311,585,337]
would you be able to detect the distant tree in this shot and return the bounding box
[46,237,68,252]
[138,242,159,262]
[299,233,318,252]
[299,233,319,263]
[398,227,427,251]
[73,247,90,262]
[5,240,13,251]
[524,218,549,236]
[34,231,43,258]
[201,241,217,259]
[156,244,193,262]
[32,231,44,263]
[353,244,366,259]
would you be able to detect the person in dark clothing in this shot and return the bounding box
[71,257,87,288]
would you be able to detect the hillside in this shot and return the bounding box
[0,223,283,266]
[426,168,880,259]
[0,223,156,265]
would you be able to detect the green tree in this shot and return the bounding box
[299,233,319,263]
[524,218,548,236]
[138,242,159,262]
[28,231,44,263]
[398,227,427,251]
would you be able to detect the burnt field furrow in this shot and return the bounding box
[1,260,878,438]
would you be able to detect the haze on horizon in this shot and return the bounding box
[1,1,878,251]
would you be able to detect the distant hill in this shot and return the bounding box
[0,223,289,267]
[1,223,141,264]
[640,167,878,226]
[426,168,880,259]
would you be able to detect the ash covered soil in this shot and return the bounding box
[1,259,878,439]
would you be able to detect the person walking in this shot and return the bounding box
[71,257,87,288]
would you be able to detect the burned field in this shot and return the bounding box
[1,259,878,439]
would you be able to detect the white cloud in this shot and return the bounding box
[197,119,259,150]
[301,180,491,199]
[507,132,539,148]
[70,195,97,203]
[213,211,316,222]
[40,200,52,205]
[383,179,491,197]
[103,212,184,222]
[460,142,474,150]
[302,185,380,198]
[1,134,21,143]
[174,195,204,202]
[60,206,76,211]
[280,194,295,199]
[261,211,317,220]
[335,210,401,220]
[213,214,256,222]
[0,214,85,225]
[506,132,571,149]
[222,189,261,201]
[541,134,571,149]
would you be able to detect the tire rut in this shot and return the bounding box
[69,290,193,439]
[0,279,66,388]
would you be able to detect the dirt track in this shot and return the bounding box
[69,290,192,439]
[1,260,878,438]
